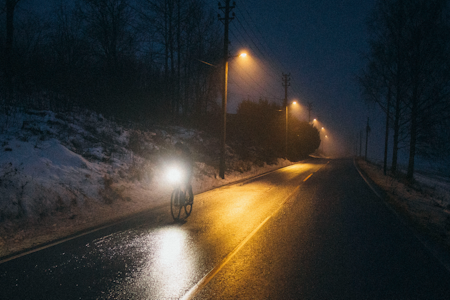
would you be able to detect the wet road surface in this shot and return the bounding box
[1,158,450,299]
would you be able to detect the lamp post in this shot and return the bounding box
[220,57,229,179]
[196,50,245,179]
[320,127,325,154]
[219,0,235,179]
[285,101,297,159]
[219,51,247,179]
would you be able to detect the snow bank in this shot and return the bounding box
[0,136,105,221]
[0,108,293,223]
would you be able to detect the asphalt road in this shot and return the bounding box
[1,158,450,300]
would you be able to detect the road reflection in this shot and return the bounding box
[149,227,195,296]
[158,227,185,264]
[96,225,196,299]
[97,161,327,299]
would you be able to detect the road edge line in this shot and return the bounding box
[353,157,450,274]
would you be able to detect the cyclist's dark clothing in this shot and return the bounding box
[174,142,193,185]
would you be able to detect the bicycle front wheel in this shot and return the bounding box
[170,188,183,221]
[184,186,194,217]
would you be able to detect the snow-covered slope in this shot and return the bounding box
[0,109,292,224]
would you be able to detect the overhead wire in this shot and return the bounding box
[227,29,282,99]
[235,0,304,99]
[231,17,282,84]
[207,1,304,103]
[237,1,290,70]
[204,1,279,100]
[230,17,283,94]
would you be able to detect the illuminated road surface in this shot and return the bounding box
[1,158,450,299]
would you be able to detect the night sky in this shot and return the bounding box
[204,0,382,158]
[25,0,385,159]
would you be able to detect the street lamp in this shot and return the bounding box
[219,51,247,179]
[319,127,327,154]
[285,101,297,159]
[196,50,246,179]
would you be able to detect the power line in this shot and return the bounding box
[228,30,282,98]
[210,1,305,103]
[235,1,304,99]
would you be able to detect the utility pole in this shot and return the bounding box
[282,73,290,159]
[307,102,313,123]
[218,1,235,179]
[365,117,371,161]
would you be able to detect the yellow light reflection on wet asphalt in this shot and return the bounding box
[147,227,195,298]
[97,226,197,299]
[98,160,328,299]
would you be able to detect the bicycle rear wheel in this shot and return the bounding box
[170,188,183,221]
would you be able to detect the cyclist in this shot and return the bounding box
[174,142,194,205]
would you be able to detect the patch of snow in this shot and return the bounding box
[0,108,294,227]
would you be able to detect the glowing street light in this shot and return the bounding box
[323,134,329,154]
[197,49,247,179]
[285,100,298,159]
[220,50,248,179]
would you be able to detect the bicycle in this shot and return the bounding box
[167,165,194,221]
[170,185,194,221]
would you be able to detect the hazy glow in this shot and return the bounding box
[166,166,184,184]
[239,52,247,58]
[228,54,279,112]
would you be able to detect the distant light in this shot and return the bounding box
[239,53,247,58]
[314,119,317,122]
[292,101,297,105]
[321,127,324,130]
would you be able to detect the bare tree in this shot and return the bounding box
[138,0,222,119]
[38,1,93,111]
[78,0,139,115]
[361,0,410,174]
[402,0,450,179]
[361,0,450,180]
[2,0,20,110]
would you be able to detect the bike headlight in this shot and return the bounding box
[166,166,184,184]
